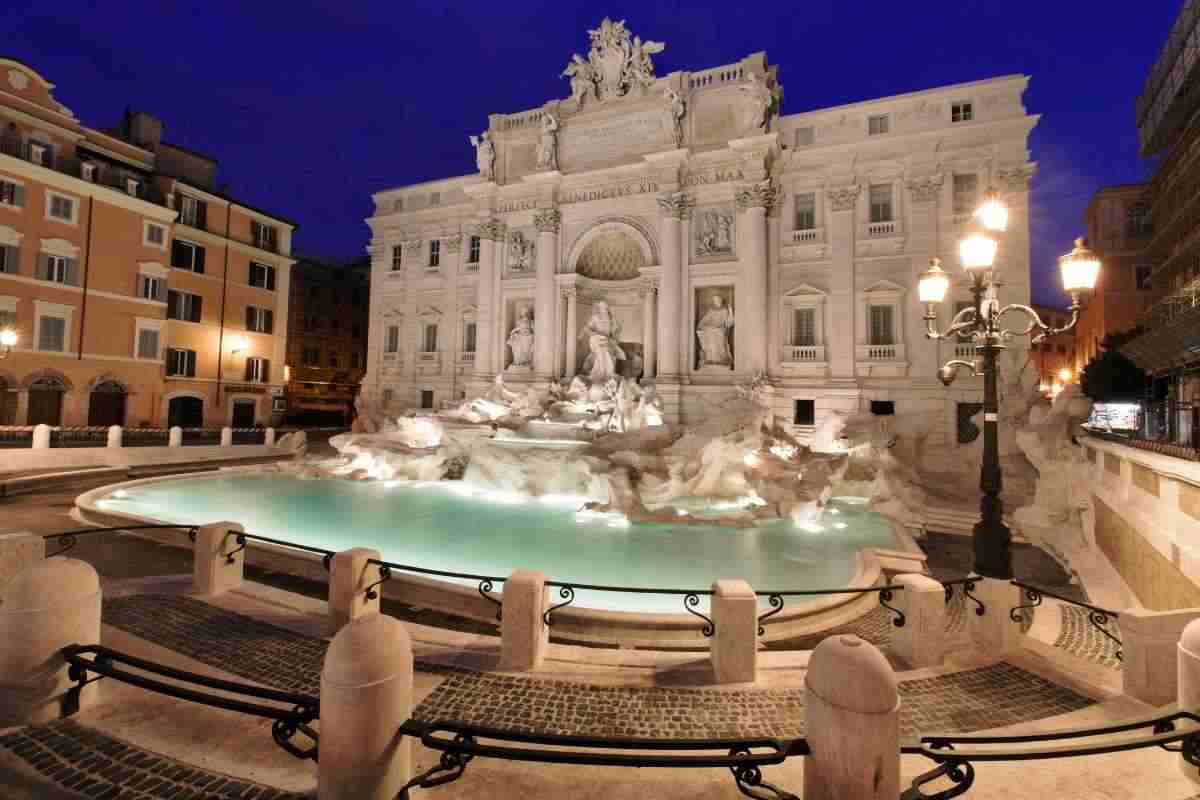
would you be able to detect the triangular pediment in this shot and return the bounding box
[861,279,906,294]
[783,282,827,297]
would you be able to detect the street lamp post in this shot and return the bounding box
[918,189,1100,579]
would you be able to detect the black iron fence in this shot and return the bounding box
[365,558,505,619]
[43,525,198,558]
[1009,580,1122,660]
[224,531,336,569]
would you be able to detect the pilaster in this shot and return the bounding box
[656,192,691,381]
[532,209,561,379]
[826,183,860,380]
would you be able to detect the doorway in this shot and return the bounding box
[232,399,257,428]
[87,381,127,427]
[27,376,66,426]
[167,395,203,428]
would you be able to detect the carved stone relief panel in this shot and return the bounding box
[692,206,735,262]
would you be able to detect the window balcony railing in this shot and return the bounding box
[866,220,899,237]
[789,228,824,244]
[464,261,480,273]
[460,351,476,363]
[857,343,906,361]
[782,345,825,363]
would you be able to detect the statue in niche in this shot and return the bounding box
[697,294,735,368]
[469,131,495,181]
[696,210,733,256]
[536,111,559,171]
[663,87,686,147]
[737,72,781,133]
[507,306,535,368]
[562,55,597,108]
[508,230,535,271]
[580,301,626,384]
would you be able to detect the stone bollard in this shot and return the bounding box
[328,548,381,630]
[1125,608,1200,706]
[1178,618,1200,783]
[891,574,946,669]
[0,559,102,726]
[320,613,413,800]
[804,634,900,800]
[499,569,548,671]
[265,427,276,447]
[711,580,757,684]
[221,426,233,447]
[967,576,1023,657]
[0,532,45,597]
[106,425,122,449]
[192,521,245,596]
[169,426,182,447]
[32,424,51,449]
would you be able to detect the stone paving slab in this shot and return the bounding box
[1053,605,1122,669]
[0,719,307,800]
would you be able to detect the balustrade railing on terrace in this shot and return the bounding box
[788,227,822,244]
[687,64,746,89]
[857,343,904,361]
[866,220,898,237]
[781,345,824,363]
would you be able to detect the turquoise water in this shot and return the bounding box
[96,474,897,613]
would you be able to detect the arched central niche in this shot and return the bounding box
[566,218,657,281]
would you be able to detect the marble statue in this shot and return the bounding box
[562,54,597,108]
[507,307,535,368]
[697,294,734,367]
[663,87,686,147]
[627,36,665,93]
[469,131,494,180]
[536,111,559,171]
[580,300,626,384]
[737,72,780,132]
[696,210,733,256]
[508,230,534,271]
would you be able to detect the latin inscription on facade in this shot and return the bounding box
[560,180,660,205]
[559,109,672,169]
[496,199,539,214]
[683,168,746,187]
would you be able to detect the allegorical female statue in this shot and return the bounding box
[696,294,735,367]
[536,112,559,171]
[580,301,625,384]
[507,307,535,368]
[469,131,495,181]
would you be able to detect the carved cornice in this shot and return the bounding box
[825,184,860,213]
[533,209,562,234]
[401,239,423,255]
[996,164,1036,192]
[477,220,507,241]
[656,191,693,220]
[735,180,779,213]
[906,173,944,203]
[443,234,463,254]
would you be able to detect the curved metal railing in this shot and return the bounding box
[43,524,199,558]
[1009,580,1122,661]
[366,558,506,620]
[223,531,336,570]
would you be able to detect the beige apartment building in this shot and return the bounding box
[0,58,295,428]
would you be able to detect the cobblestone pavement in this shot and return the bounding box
[1052,605,1123,669]
[0,719,307,800]
[414,661,1094,741]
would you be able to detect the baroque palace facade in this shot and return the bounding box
[0,58,295,428]
[364,20,1037,443]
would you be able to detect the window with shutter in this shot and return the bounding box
[245,357,270,383]
[249,262,276,290]
[0,179,23,208]
[136,328,160,359]
[869,305,894,345]
[40,255,70,284]
[0,245,17,274]
[38,316,66,352]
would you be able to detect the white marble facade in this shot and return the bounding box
[364,19,1038,444]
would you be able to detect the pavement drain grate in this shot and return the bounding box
[0,718,308,800]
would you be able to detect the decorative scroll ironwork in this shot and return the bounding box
[755,585,907,637]
[902,752,975,800]
[1010,580,1122,661]
[728,747,800,799]
[685,592,715,637]
[43,524,200,558]
[224,533,248,564]
[479,579,503,621]
[942,578,986,616]
[365,563,392,600]
[879,588,907,628]
[756,595,785,636]
[543,585,576,627]
[1009,587,1043,623]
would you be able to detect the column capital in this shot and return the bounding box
[825,183,860,212]
[560,285,578,300]
[477,219,507,241]
[995,164,1036,192]
[640,277,660,295]
[906,173,944,204]
[533,208,561,234]
[656,191,693,220]
[734,179,778,213]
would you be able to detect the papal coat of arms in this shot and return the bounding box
[561,18,665,107]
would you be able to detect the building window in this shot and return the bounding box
[468,235,481,264]
[382,388,394,406]
[952,174,979,216]
[166,348,197,377]
[138,274,166,302]
[329,353,339,368]
[249,262,276,290]
[0,179,25,208]
[167,290,203,322]
[0,308,16,331]
[246,305,273,334]
[870,400,895,416]
[245,357,270,383]
[429,240,441,268]
[0,244,16,274]
[430,192,441,207]
[391,245,403,271]
[136,326,160,360]
[794,126,814,147]
[1135,265,1153,290]
[867,114,890,136]
[464,322,477,353]
[38,254,76,285]
[868,184,893,223]
[251,221,278,252]
[793,399,815,426]
[420,389,434,409]
[1125,202,1152,238]
[46,192,78,225]
[170,240,206,273]
[422,324,438,353]
[794,192,816,230]
[951,102,973,123]
[37,315,66,352]
[385,325,400,353]
[143,222,166,249]
[80,162,98,182]
[792,307,816,346]
[869,305,894,345]
[178,195,206,229]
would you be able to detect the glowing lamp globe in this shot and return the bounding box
[918,258,951,304]
[0,328,16,348]
[975,189,1009,232]
[1060,238,1100,295]
[1058,367,1072,383]
[959,226,999,274]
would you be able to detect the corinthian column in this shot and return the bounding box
[906,173,943,382]
[656,192,691,380]
[735,180,777,375]
[474,220,504,378]
[533,209,561,379]
[641,280,657,380]
[826,184,860,379]
[563,287,578,378]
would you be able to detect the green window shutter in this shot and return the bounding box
[0,245,16,274]
[194,246,206,274]
[12,184,24,207]
[65,258,80,286]
[35,253,49,281]
[261,359,270,383]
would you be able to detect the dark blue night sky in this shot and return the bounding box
[6,1,1182,306]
